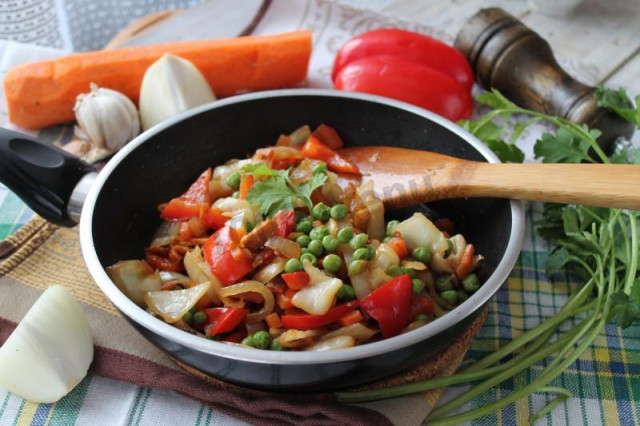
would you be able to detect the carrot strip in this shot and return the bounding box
[455,243,475,279]
[265,312,282,329]
[4,31,312,129]
[338,309,363,327]
[239,174,254,199]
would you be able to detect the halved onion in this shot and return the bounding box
[106,260,162,305]
[265,236,301,259]
[143,282,211,323]
[304,335,356,351]
[219,280,274,323]
[0,285,93,403]
[252,257,286,283]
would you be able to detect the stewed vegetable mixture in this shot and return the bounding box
[107,124,484,351]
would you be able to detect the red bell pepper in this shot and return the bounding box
[331,28,474,92]
[360,274,413,338]
[311,124,344,149]
[281,271,310,290]
[300,136,359,175]
[408,294,435,320]
[203,226,254,285]
[223,329,248,343]
[273,209,296,237]
[204,307,248,336]
[145,252,183,272]
[334,56,473,122]
[201,207,230,230]
[161,168,212,221]
[281,300,360,330]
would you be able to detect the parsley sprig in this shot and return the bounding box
[336,88,640,424]
[243,163,326,217]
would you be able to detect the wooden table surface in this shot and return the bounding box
[341,0,640,98]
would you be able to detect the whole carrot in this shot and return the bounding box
[4,31,312,129]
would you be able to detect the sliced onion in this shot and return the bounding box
[288,124,311,145]
[401,259,428,271]
[0,285,93,403]
[265,236,301,259]
[369,267,393,291]
[404,319,429,333]
[183,247,223,305]
[350,267,373,300]
[158,271,192,286]
[374,243,400,272]
[149,220,180,247]
[143,282,211,323]
[304,335,356,351]
[277,329,322,349]
[219,280,274,323]
[212,197,255,227]
[430,234,467,274]
[357,181,385,241]
[321,323,377,343]
[395,213,449,253]
[106,260,162,305]
[252,257,286,283]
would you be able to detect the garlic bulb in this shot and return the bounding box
[74,83,140,152]
[139,53,216,131]
[0,285,94,403]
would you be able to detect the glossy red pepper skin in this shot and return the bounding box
[203,226,254,285]
[335,56,473,121]
[204,307,248,336]
[161,168,212,221]
[281,300,360,330]
[300,136,360,174]
[335,56,473,122]
[332,28,474,92]
[281,271,310,290]
[273,209,296,237]
[360,274,412,338]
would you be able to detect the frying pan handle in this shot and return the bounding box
[0,128,96,227]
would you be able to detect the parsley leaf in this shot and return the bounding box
[595,86,640,128]
[610,290,640,329]
[296,173,327,205]
[534,128,593,163]
[483,139,525,163]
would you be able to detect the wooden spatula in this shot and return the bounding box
[338,146,640,210]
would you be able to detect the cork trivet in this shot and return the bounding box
[176,307,488,401]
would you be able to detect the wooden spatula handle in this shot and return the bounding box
[467,163,640,210]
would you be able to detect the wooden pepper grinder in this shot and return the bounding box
[455,8,635,152]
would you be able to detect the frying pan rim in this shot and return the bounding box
[80,89,525,365]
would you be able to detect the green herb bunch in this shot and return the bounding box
[335,88,640,424]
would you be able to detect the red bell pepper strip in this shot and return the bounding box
[332,28,474,92]
[145,252,183,273]
[273,209,296,237]
[203,226,254,285]
[300,136,359,175]
[408,294,435,320]
[281,300,360,330]
[223,329,248,343]
[161,168,212,221]
[281,271,310,290]
[360,274,413,338]
[201,207,230,230]
[334,56,473,122]
[311,124,344,149]
[204,307,249,336]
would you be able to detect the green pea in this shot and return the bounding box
[296,220,312,234]
[400,267,417,279]
[225,172,241,190]
[382,236,393,243]
[462,273,480,293]
[309,226,329,241]
[412,246,432,263]
[246,222,255,232]
[336,284,356,300]
[386,220,400,235]
[330,204,348,220]
[441,290,458,305]
[322,235,339,252]
[296,234,311,248]
[322,254,342,273]
[353,247,373,261]
[457,290,469,303]
[193,310,207,326]
[444,239,454,257]
[435,275,454,292]
[414,314,429,322]
[337,227,355,243]
[312,202,331,221]
[252,331,273,349]
[270,340,286,351]
[412,278,426,294]
[349,233,369,250]
[232,191,239,198]
[348,260,367,277]
[241,336,255,347]
[301,247,310,255]
[300,252,318,266]
[312,163,328,175]
[295,210,307,222]
[182,311,194,325]
[387,265,404,277]
[189,306,198,314]
[308,240,324,257]
[284,258,303,273]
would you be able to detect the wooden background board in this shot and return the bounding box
[339,0,640,97]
